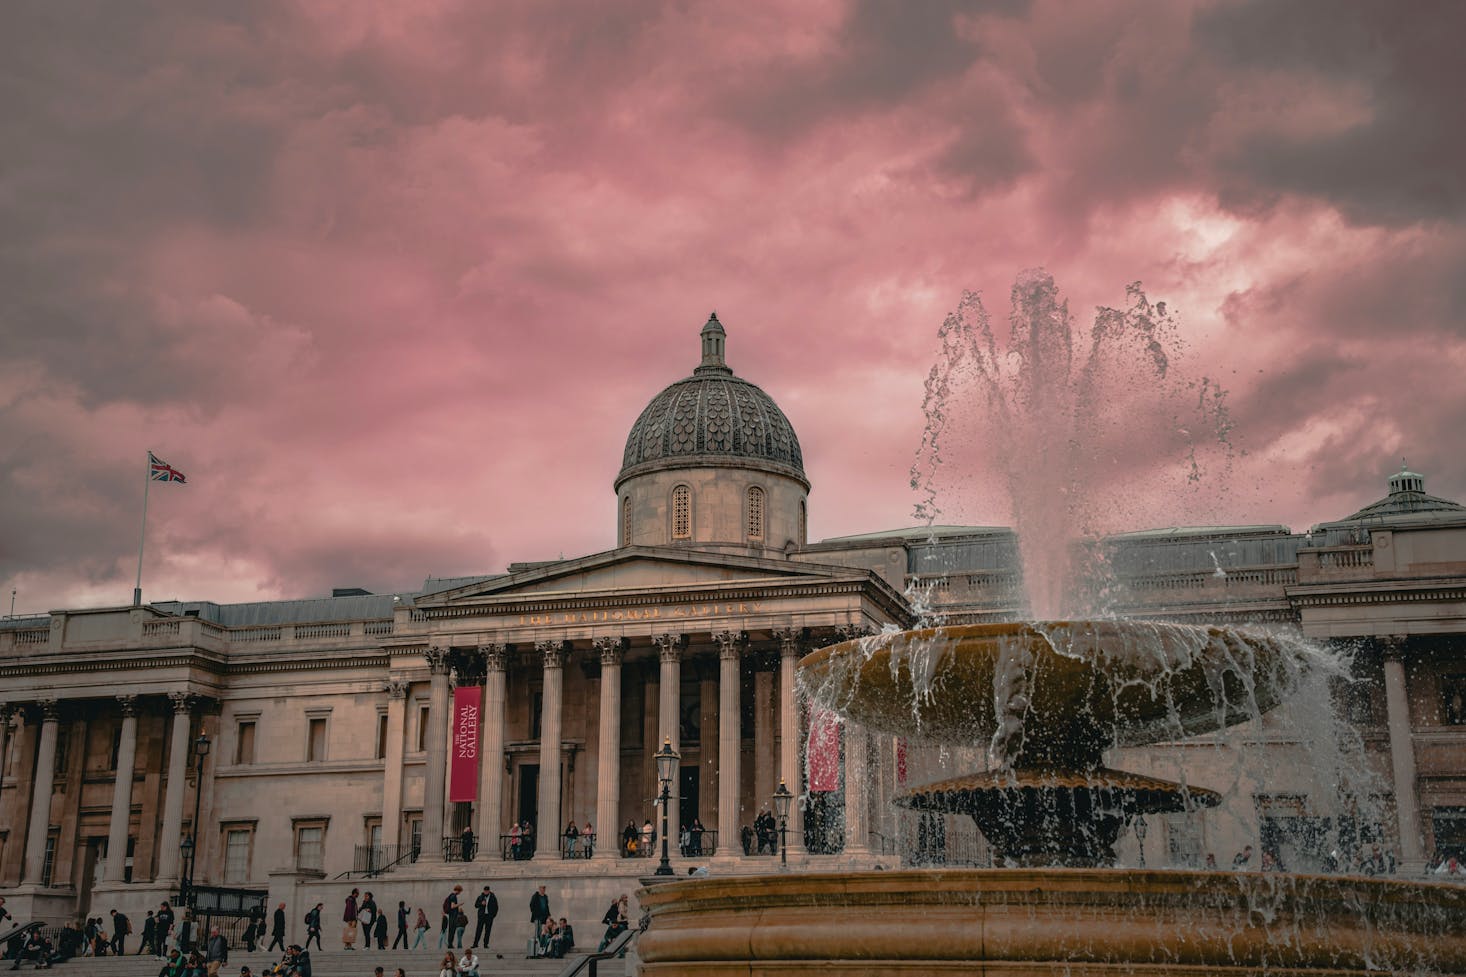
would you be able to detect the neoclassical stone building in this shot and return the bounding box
[1,317,1464,939]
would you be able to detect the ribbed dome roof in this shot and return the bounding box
[617,314,805,487]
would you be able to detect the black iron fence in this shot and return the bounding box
[559,832,596,858]
[498,833,538,860]
[353,843,419,877]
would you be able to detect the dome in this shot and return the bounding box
[616,313,806,490]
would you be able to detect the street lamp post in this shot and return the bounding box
[180,734,211,908]
[654,738,680,877]
[772,779,793,869]
[1134,814,1149,869]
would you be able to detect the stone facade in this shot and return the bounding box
[2,320,1464,942]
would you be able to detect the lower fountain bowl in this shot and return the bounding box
[637,868,1466,975]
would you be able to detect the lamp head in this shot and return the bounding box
[180,834,194,858]
[772,780,793,821]
[194,734,211,759]
[654,737,680,785]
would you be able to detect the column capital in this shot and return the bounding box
[836,624,875,643]
[167,691,193,715]
[425,645,452,675]
[37,697,61,721]
[537,639,568,669]
[385,678,410,699]
[713,630,746,661]
[115,694,138,717]
[480,642,510,672]
[653,632,684,664]
[773,628,805,659]
[592,636,626,667]
[0,702,12,722]
[1379,635,1409,659]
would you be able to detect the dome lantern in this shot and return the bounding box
[697,312,731,376]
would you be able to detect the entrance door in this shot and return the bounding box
[679,767,699,831]
[78,838,105,916]
[517,764,539,857]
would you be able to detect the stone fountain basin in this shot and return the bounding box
[638,869,1466,975]
[800,621,1311,752]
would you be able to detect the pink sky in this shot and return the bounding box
[3,0,1464,614]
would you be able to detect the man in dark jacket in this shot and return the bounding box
[471,885,498,949]
[204,926,228,976]
[139,911,156,956]
[268,902,287,953]
[529,885,551,933]
[109,908,130,955]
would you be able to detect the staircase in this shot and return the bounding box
[17,946,611,977]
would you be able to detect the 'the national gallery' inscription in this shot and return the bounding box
[517,602,764,627]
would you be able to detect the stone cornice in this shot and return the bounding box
[0,646,390,680]
[1288,578,1466,608]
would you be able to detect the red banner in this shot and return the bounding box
[449,686,481,803]
[807,708,842,792]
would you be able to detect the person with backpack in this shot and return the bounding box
[439,885,463,950]
[303,904,323,951]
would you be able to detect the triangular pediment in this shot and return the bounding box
[415,545,869,606]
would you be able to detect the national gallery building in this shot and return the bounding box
[3,316,1465,937]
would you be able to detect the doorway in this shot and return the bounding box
[516,764,539,857]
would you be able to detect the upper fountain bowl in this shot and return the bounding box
[800,621,1319,766]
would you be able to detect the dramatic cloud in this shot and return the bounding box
[2,0,1462,612]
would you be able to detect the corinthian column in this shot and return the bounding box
[775,629,805,853]
[102,695,139,883]
[478,644,509,853]
[593,637,624,860]
[22,699,60,885]
[843,721,870,854]
[714,631,743,857]
[381,680,408,851]
[534,640,567,861]
[1381,637,1425,872]
[420,647,451,863]
[155,693,193,883]
[653,633,683,856]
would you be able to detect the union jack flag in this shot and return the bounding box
[149,452,187,483]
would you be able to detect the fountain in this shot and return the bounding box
[636,275,1466,974]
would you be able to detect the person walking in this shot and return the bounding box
[268,902,287,953]
[392,901,411,950]
[304,903,323,951]
[109,907,130,954]
[139,911,157,956]
[412,907,430,949]
[471,885,498,950]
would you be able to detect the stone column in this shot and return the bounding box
[534,640,566,861]
[593,637,624,860]
[754,668,776,816]
[0,703,12,788]
[1382,637,1425,871]
[155,692,193,883]
[420,647,451,864]
[381,680,408,851]
[102,695,139,883]
[775,630,805,852]
[479,644,508,854]
[653,633,683,857]
[714,631,743,857]
[843,721,870,854]
[22,699,60,885]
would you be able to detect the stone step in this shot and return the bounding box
[30,947,609,977]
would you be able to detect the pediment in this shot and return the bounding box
[415,546,862,606]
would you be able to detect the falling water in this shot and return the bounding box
[910,270,1235,618]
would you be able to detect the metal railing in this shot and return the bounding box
[353,843,419,877]
[499,833,539,860]
[556,924,638,977]
[443,837,482,862]
[677,830,716,857]
[559,832,596,859]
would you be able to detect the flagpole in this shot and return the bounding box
[134,451,151,606]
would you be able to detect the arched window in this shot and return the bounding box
[746,486,765,541]
[671,485,692,540]
[799,499,807,544]
[622,496,632,547]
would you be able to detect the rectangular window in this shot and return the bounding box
[408,817,423,858]
[53,726,70,776]
[1432,807,1466,860]
[1163,812,1204,868]
[672,486,691,539]
[109,728,122,770]
[307,717,327,762]
[224,829,251,883]
[236,720,257,765]
[295,825,325,872]
[531,691,544,740]
[376,713,389,760]
[41,834,57,887]
[416,704,431,752]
